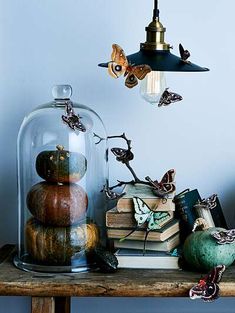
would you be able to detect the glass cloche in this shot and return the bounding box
[14,85,108,273]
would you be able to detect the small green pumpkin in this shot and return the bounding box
[183,227,235,271]
[36,145,87,183]
[26,218,100,265]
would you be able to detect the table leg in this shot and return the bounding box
[31,297,55,313]
[55,297,71,313]
[31,297,71,313]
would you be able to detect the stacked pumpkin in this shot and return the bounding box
[25,145,99,265]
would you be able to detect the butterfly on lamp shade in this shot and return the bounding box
[179,43,191,63]
[145,169,176,198]
[120,196,171,253]
[158,88,183,107]
[108,44,152,89]
[189,265,226,302]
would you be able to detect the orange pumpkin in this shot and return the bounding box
[27,182,88,226]
[25,218,100,265]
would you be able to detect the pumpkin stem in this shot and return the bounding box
[192,218,210,232]
[56,144,64,151]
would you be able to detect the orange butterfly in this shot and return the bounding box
[108,44,152,89]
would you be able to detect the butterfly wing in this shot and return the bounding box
[108,44,128,78]
[111,147,134,163]
[148,212,170,230]
[159,169,176,194]
[161,169,176,184]
[158,88,183,107]
[206,194,217,210]
[125,72,139,88]
[179,43,190,61]
[133,197,151,227]
[132,65,152,80]
[207,265,226,284]
[125,65,151,88]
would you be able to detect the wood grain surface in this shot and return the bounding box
[0,245,234,297]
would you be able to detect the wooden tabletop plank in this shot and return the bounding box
[0,245,234,297]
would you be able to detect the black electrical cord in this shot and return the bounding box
[153,0,159,18]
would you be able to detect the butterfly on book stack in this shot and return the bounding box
[106,169,181,269]
[174,189,228,243]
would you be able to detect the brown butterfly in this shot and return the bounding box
[108,44,152,88]
[179,43,191,63]
[190,265,225,302]
[145,169,176,198]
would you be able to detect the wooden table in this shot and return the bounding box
[0,245,235,313]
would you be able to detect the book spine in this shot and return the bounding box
[174,190,201,241]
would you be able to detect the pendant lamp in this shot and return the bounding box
[99,0,209,104]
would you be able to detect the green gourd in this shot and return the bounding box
[36,145,87,183]
[183,226,235,271]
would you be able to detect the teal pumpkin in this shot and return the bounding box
[183,227,235,271]
[36,145,87,183]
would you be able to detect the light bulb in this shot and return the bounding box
[140,71,167,104]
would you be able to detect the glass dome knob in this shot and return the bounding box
[52,85,73,100]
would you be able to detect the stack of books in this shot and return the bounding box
[106,184,180,269]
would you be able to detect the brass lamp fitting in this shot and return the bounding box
[140,17,171,51]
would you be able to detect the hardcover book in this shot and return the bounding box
[174,189,201,240]
[112,232,180,252]
[115,249,180,269]
[107,219,179,242]
[117,184,175,212]
[106,207,174,228]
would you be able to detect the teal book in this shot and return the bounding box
[174,189,201,241]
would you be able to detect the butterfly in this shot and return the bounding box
[108,44,152,88]
[102,185,126,200]
[62,102,86,132]
[145,169,176,198]
[158,88,183,107]
[212,229,235,245]
[189,265,226,302]
[120,197,171,253]
[194,194,217,211]
[179,43,191,63]
[111,147,134,163]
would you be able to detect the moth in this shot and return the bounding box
[179,43,191,63]
[158,88,183,107]
[212,229,235,245]
[111,147,134,163]
[103,185,126,200]
[108,44,152,88]
[145,169,176,198]
[120,197,170,253]
[62,102,86,132]
[189,265,226,302]
[194,194,217,211]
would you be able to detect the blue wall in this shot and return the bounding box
[0,0,235,311]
